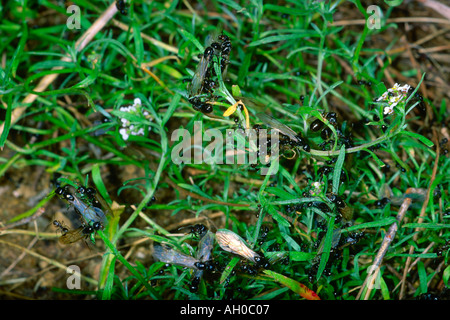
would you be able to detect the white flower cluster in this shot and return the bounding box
[118,98,150,141]
[376,83,411,115]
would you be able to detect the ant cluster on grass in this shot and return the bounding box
[53,185,107,246]
[153,225,276,294]
[44,22,445,300]
[187,31,231,114]
[177,30,392,296]
[308,223,365,283]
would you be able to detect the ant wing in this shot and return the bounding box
[58,227,85,245]
[153,244,198,269]
[93,207,107,225]
[256,113,299,142]
[204,24,223,48]
[69,195,106,226]
[196,231,214,261]
[316,229,342,257]
[215,229,260,263]
[188,55,209,98]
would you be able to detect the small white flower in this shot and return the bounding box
[377,83,412,116]
[376,92,388,102]
[309,181,324,196]
[398,84,410,93]
[119,128,129,141]
[117,97,151,142]
[389,95,401,108]
[384,106,394,115]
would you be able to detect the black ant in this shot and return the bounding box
[76,186,102,209]
[57,222,96,246]
[258,225,269,246]
[53,220,69,235]
[357,80,372,86]
[374,197,390,208]
[436,240,450,257]
[189,275,201,293]
[179,224,208,239]
[116,0,128,15]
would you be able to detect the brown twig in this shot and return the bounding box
[417,0,450,20]
[331,17,450,27]
[0,236,39,278]
[356,188,427,300]
[0,239,97,285]
[164,211,224,232]
[111,20,179,54]
[0,207,46,231]
[399,130,440,299]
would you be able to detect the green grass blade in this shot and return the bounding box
[263,270,320,300]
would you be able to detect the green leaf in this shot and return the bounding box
[177,183,217,201]
[280,166,301,193]
[74,73,98,89]
[443,265,450,287]
[132,22,144,65]
[218,0,247,15]
[220,257,240,284]
[231,84,242,97]
[332,145,345,194]
[374,82,387,97]
[7,191,54,223]
[405,73,426,105]
[417,261,428,294]
[263,4,311,16]
[162,93,180,127]
[314,81,344,109]
[384,0,404,6]
[267,205,290,227]
[402,223,450,229]
[101,255,116,300]
[263,270,320,300]
[265,187,296,200]
[316,217,334,280]
[11,22,29,78]
[280,232,302,251]
[390,253,437,258]
[346,217,397,231]
[97,230,161,299]
[363,148,386,167]
[380,276,390,300]
[289,252,316,261]
[249,32,319,47]
[179,29,203,51]
[296,106,317,117]
[92,164,112,205]
[400,131,434,147]
[0,95,12,148]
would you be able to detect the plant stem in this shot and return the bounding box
[97,230,161,299]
